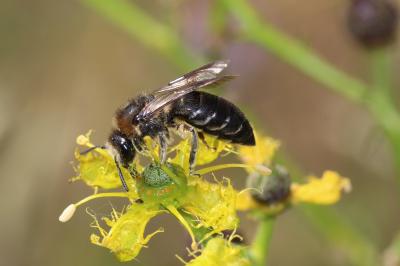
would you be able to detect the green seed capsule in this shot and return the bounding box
[142,163,173,187]
[137,163,188,204]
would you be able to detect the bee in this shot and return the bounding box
[87,60,255,191]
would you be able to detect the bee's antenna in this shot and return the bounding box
[80,145,106,155]
[114,157,129,192]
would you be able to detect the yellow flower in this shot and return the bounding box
[238,132,280,167]
[237,170,351,213]
[61,132,244,262]
[291,170,351,205]
[180,178,239,238]
[170,134,230,173]
[88,204,163,262]
[61,130,351,263]
[185,237,250,266]
[236,190,286,215]
[72,131,132,189]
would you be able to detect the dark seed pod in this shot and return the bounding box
[348,0,398,48]
[219,229,245,245]
[248,165,291,205]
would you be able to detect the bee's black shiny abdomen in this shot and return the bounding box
[172,91,255,145]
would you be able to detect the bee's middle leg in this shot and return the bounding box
[159,133,168,164]
[189,127,198,173]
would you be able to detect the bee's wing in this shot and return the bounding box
[137,60,234,119]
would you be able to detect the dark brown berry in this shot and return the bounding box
[348,0,398,48]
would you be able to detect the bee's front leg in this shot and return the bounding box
[114,157,129,192]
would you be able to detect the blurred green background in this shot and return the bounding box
[1,0,399,265]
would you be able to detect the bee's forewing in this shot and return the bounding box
[138,60,233,119]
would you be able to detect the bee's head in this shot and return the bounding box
[107,130,135,167]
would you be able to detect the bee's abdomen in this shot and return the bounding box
[173,91,255,145]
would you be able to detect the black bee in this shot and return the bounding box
[88,60,255,191]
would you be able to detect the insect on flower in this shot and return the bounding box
[83,60,256,191]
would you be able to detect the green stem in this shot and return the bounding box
[275,152,380,266]
[81,0,202,70]
[220,0,367,104]
[251,217,275,266]
[195,163,270,176]
[367,48,400,182]
[221,0,400,185]
[370,48,392,96]
[75,192,130,207]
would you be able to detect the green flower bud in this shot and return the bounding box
[248,165,291,205]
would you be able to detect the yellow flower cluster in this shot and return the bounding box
[236,133,351,215]
[59,130,351,264]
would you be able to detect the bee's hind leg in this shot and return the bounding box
[189,127,198,174]
[197,132,216,151]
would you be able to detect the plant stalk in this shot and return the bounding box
[251,217,275,266]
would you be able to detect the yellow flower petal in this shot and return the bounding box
[291,171,351,205]
[72,132,134,190]
[236,190,286,215]
[238,132,280,167]
[186,238,250,266]
[180,178,239,235]
[170,134,229,172]
[236,190,258,211]
[89,204,163,262]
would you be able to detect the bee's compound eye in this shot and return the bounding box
[109,131,135,167]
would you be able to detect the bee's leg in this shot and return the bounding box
[133,138,148,156]
[159,133,168,164]
[80,145,106,155]
[114,157,129,192]
[189,127,198,174]
[197,132,216,151]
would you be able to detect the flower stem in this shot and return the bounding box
[81,0,202,70]
[195,163,270,176]
[251,217,275,266]
[367,48,400,186]
[220,0,367,104]
[75,192,130,207]
[164,205,198,250]
[370,48,392,96]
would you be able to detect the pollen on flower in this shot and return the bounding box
[58,204,76,222]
